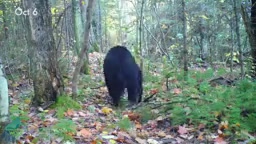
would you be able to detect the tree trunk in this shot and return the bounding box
[72,0,95,97]
[182,0,188,79]
[24,0,64,106]
[233,0,244,77]
[0,63,15,143]
[72,0,89,74]
[72,0,84,54]
[97,0,103,52]
[139,0,145,70]
[242,0,256,78]
[251,0,256,78]
[0,2,8,39]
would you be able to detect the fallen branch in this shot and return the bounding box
[143,92,157,102]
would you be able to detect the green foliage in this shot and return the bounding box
[168,74,256,134]
[171,107,187,125]
[58,57,70,76]
[216,68,227,76]
[8,128,24,139]
[53,119,77,140]
[53,95,82,118]
[80,75,101,91]
[138,107,157,123]
[9,104,29,122]
[199,81,211,94]
[80,61,90,74]
[195,68,214,80]
[5,117,24,138]
[39,119,77,142]
[5,117,22,131]
[87,105,96,113]
[117,117,133,131]
[248,139,256,144]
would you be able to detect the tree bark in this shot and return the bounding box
[139,0,145,70]
[182,0,188,79]
[97,0,103,52]
[24,0,64,106]
[233,0,244,77]
[72,0,95,97]
[72,0,85,54]
[251,0,256,78]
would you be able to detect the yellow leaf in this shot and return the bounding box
[43,110,49,113]
[24,99,31,104]
[12,83,19,87]
[51,8,58,14]
[161,24,168,29]
[200,15,209,20]
[101,107,113,115]
[109,139,117,144]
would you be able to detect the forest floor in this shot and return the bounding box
[8,52,255,144]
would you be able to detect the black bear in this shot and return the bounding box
[103,46,142,106]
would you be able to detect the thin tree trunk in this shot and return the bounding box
[230,15,234,73]
[233,0,244,77]
[1,3,8,39]
[97,0,103,52]
[182,0,188,80]
[72,0,89,74]
[139,0,145,70]
[72,0,95,97]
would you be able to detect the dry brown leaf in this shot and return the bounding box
[214,136,227,144]
[78,128,92,138]
[135,122,142,130]
[173,88,182,95]
[78,111,87,117]
[150,89,158,95]
[158,131,166,138]
[197,132,204,140]
[65,109,75,116]
[198,123,205,130]
[127,112,140,121]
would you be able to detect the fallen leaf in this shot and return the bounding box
[78,111,87,117]
[178,125,188,135]
[127,112,140,121]
[135,122,142,129]
[219,121,229,130]
[101,107,113,115]
[150,89,158,95]
[214,136,227,144]
[197,132,204,140]
[173,88,182,94]
[77,128,92,138]
[157,131,166,138]
[135,137,146,144]
[65,109,75,116]
[147,139,159,144]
